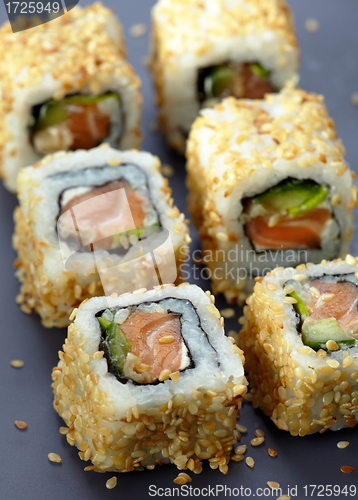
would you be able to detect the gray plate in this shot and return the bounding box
[0,0,358,499]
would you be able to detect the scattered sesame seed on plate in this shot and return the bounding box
[10,359,24,368]
[250,437,265,446]
[173,472,192,484]
[129,23,147,37]
[14,420,27,429]
[48,453,62,463]
[305,18,320,33]
[236,424,247,433]
[340,465,355,473]
[337,441,349,449]
[245,457,255,468]
[277,496,291,500]
[268,448,278,457]
[235,444,247,455]
[351,93,358,106]
[267,481,280,490]
[106,476,117,489]
[161,164,175,178]
[220,308,235,318]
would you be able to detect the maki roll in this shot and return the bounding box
[150,0,299,152]
[13,146,190,328]
[0,3,141,192]
[239,256,358,436]
[52,284,247,473]
[186,89,356,304]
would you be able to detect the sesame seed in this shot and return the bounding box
[345,254,356,266]
[341,466,355,473]
[129,23,147,38]
[268,448,278,457]
[14,420,28,429]
[305,18,320,33]
[159,335,175,344]
[267,481,280,490]
[158,369,171,381]
[337,441,349,449]
[283,296,297,304]
[169,371,180,382]
[206,304,220,318]
[137,364,150,373]
[245,457,254,468]
[266,282,277,291]
[107,158,122,166]
[250,437,265,446]
[255,429,265,437]
[161,164,175,178]
[351,93,358,106]
[106,476,117,489]
[173,472,192,484]
[220,308,235,318]
[69,308,77,321]
[316,349,327,357]
[326,340,339,351]
[321,293,335,302]
[48,453,62,463]
[10,359,24,368]
[216,232,229,242]
[231,455,244,462]
[282,285,294,297]
[277,496,291,500]
[235,445,247,455]
[331,193,341,205]
[326,359,340,369]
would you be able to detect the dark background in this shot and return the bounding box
[0,1,357,499]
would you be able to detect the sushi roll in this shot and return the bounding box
[186,89,356,304]
[0,3,141,192]
[13,145,190,328]
[239,256,358,436]
[52,283,247,473]
[150,0,299,153]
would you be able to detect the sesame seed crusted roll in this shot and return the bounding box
[0,3,142,192]
[13,145,190,328]
[52,284,247,473]
[186,89,356,305]
[239,257,358,436]
[150,0,299,153]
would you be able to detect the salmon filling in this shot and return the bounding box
[99,307,190,383]
[243,178,334,251]
[198,62,274,106]
[287,275,358,351]
[59,180,147,251]
[31,94,121,155]
[121,311,183,381]
[245,208,332,250]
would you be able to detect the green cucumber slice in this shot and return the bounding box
[204,65,238,98]
[251,178,328,218]
[302,318,356,351]
[99,318,132,373]
[289,290,309,322]
[250,63,270,78]
[98,317,112,330]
